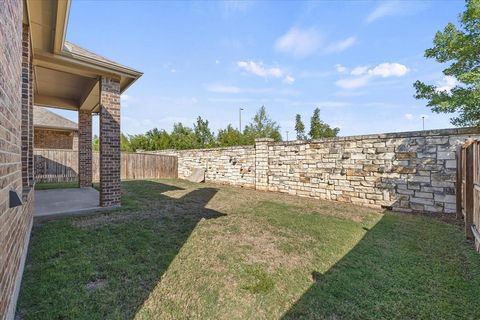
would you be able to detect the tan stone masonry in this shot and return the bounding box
[153,127,480,214]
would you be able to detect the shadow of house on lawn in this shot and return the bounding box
[17,180,225,319]
[281,213,480,320]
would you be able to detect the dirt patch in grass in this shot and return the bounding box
[85,278,108,291]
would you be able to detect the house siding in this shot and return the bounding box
[34,128,78,150]
[0,2,35,319]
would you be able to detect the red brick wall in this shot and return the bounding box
[78,110,92,187]
[99,77,121,207]
[0,2,35,319]
[34,128,78,150]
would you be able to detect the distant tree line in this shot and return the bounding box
[92,106,339,152]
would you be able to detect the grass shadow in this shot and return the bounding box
[281,213,480,319]
[17,180,225,319]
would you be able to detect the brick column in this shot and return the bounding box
[21,23,32,189]
[255,138,273,191]
[78,110,92,188]
[99,77,121,207]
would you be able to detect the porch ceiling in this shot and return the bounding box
[34,66,100,112]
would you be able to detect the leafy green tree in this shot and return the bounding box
[309,108,340,139]
[413,0,480,126]
[294,114,306,140]
[145,128,172,150]
[120,133,133,152]
[243,106,282,142]
[92,135,100,151]
[129,134,152,151]
[194,116,216,147]
[217,124,246,146]
[170,122,199,150]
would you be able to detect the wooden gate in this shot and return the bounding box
[456,140,480,251]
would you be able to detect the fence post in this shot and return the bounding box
[465,144,474,240]
[456,146,463,219]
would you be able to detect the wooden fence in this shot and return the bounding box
[456,140,480,251]
[34,149,178,183]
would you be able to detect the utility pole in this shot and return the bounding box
[239,107,244,132]
[422,116,425,130]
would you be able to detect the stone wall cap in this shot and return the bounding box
[255,138,275,143]
[268,126,480,146]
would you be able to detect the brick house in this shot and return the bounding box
[34,106,78,150]
[0,1,142,319]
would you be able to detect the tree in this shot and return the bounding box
[309,108,340,139]
[217,124,246,146]
[120,133,133,152]
[194,116,216,147]
[92,135,100,151]
[294,114,306,140]
[145,128,172,150]
[170,122,199,150]
[413,0,480,126]
[243,106,282,142]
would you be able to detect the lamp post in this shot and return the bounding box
[239,107,244,132]
[422,116,425,130]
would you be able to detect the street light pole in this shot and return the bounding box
[422,116,425,130]
[239,107,244,132]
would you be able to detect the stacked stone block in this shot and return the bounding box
[157,127,480,214]
[157,146,256,188]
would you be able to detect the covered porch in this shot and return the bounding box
[26,0,142,214]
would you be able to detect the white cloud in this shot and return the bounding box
[350,66,369,76]
[283,75,295,85]
[366,1,426,23]
[368,63,409,77]
[275,27,322,58]
[325,37,356,53]
[335,64,347,73]
[335,62,409,89]
[121,94,133,107]
[436,76,458,93]
[237,60,295,85]
[404,113,414,120]
[237,61,284,78]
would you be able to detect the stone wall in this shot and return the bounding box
[0,2,35,319]
[161,146,256,188]
[154,127,480,214]
[34,128,78,150]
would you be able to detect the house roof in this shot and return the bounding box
[63,41,143,77]
[33,106,78,131]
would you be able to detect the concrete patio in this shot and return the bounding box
[34,187,106,221]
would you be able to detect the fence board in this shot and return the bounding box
[34,149,178,183]
[457,140,480,250]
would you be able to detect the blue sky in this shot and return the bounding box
[53,0,465,138]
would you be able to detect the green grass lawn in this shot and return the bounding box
[18,179,480,319]
[34,181,79,190]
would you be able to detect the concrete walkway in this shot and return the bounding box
[34,187,106,221]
